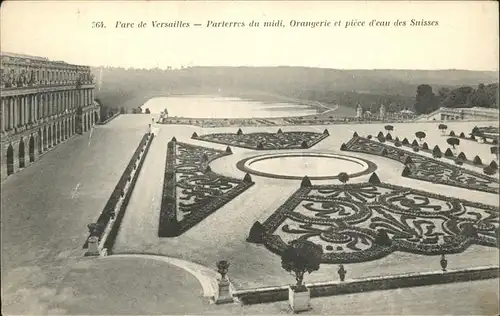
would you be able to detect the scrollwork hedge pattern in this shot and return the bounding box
[257,182,499,264]
[343,136,499,194]
[159,141,254,237]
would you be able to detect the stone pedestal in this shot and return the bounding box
[289,286,311,313]
[214,278,233,304]
[85,236,100,256]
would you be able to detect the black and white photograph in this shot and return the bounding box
[1,1,499,315]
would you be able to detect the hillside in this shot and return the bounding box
[92,66,498,113]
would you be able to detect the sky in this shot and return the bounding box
[1,1,498,71]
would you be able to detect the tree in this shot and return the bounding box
[415,131,426,142]
[414,84,439,114]
[447,137,460,149]
[145,108,151,114]
[120,106,126,114]
[281,239,323,290]
[438,124,448,135]
[384,125,394,132]
[374,229,392,246]
[338,172,349,185]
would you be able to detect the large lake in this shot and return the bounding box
[141,95,318,118]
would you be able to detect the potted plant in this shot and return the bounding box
[281,239,323,313]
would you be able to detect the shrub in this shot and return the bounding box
[301,176,312,187]
[191,132,198,139]
[368,172,381,184]
[325,245,334,251]
[236,128,243,136]
[432,145,442,158]
[459,132,466,138]
[421,142,429,150]
[483,166,496,175]
[455,159,463,165]
[402,138,409,145]
[374,230,392,246]
[243,173,253,183]
[338,172,350,184]
[472,156,483,165]
[277,128,283,134]
[394,141,402,147]
[377,131,384,139]
[226,146,232,153]
[404,156,413,165]
[444,148,454,157]
[247,221,266,243]
[470,134,476,140]
[323,129,329,135]
[402,166,411,176]
[449,131,456,136]
[257,142,264,149]
[411,139,419,147]
[353,131,359,138]
[490,160,498,169]
[381,148,388,156]
[413,146,420,152]
[340,143,347,151]
[385,133,392,141]
[457,152,467,161]
[378,136,386,143]
[367,135,372,139]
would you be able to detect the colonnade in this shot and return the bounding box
[1,88,94,132]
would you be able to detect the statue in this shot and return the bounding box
[338,264,347,281]
[29,71,37,85]
[356,104,363,118]
[379,103,386,120]
[8,69,16,87]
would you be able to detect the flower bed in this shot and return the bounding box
[342,136,499,194]
[252,179,499,264]
[193,130,330,150]
[158,140,255,237]
[83,133,153,249]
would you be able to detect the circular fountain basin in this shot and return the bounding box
[236,152,377,180]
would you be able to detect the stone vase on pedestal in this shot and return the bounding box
[289,286,311,313]
[214,277,233,304]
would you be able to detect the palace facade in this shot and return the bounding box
[0,52,100,181]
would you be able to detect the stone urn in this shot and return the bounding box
[215,260,233,304]
[338,264,347,281]
[440,254,448,272]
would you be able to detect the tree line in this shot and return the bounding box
[414,83,499,114]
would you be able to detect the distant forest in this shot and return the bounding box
[92,66,499,116]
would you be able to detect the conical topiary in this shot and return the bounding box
[257,142,264,149]
[402,138,409,145]
[457,152,467,161]
[246,221,266,243]
[385,133,392,141]
[226,146,232,154]
[367,135,372,140]
[374,229,392,246]
[368,172,381,184]
[377,131,384,139]
[459,132,466,138]
[394,136,400,142]
[378,135,386,142]
[411,139,419,147]
[444,148,454,157]
[340,143,347,151]
[301,176,312,188]
[470,134,476,141]
[402,165,411,177]
[323,129,329,135]
[171,136,177,142]
[353,131,359,138]
[191,132,198,139]
[422,142,429,150]
[449,131,455,137]
[277,128,283,134]
[394,141,402,147]
[483,166,496,175]
[490,160,498,169]
[433,145,442,158]
[243,173,253,183]
[204,165,212,173]
[473,155,483,165]
[236,128,243,136]
[202,153,209,162]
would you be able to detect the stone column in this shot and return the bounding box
[13,97,19,127]
[1,98,5,132]
[9,97,14,129]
